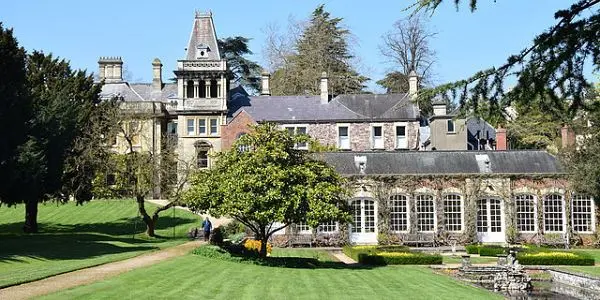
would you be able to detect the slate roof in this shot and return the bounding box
[316,150,563,176]
[467,118,496,141]
[228,88,419,123]
[184,12,221,60]
[99,82,178,102]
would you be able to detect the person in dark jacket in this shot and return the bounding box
[201,218,212,241]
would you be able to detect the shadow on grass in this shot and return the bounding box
[0,216,198,236]
[0,233,158,263]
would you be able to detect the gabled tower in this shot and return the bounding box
[174,11,229,169]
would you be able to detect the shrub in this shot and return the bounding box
[243,239,272,255]
[478,245,506,257]
[465,244,480,254]
[358,252,443,265]
[342,245,377,261]
[517,251,594,266]
[375,245,410,253]
[222,220,246,238]
[210,227,224,245]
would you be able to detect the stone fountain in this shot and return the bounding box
[459,250,532,292]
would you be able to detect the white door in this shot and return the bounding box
[350,198,377,244]
[476,198,505,243]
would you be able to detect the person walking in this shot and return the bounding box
[201,218,212,241]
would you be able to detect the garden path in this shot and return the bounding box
[327,250,357,264]
[0,240,204,300]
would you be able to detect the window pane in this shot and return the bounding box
[373,126,382,137]
[297,127,306,135]
[198,119,206,135]
[447,120,455,133]
[443,194,462,231]
[210,119,218,135]
[296,222,310,233]
[339,126,348,136]
[318,221,337,233]
[515,195,536,232]
[416,195,435,231]
[286,127,295,135]
[396,126,406,136]
[339,127,350,149]
[572,195,593,232]
[543,194,564,232]
[197,150,208,168]
[187,119,195,135]
[389,194,408,232]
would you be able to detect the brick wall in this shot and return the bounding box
[221,111,256,150]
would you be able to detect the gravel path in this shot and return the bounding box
[0,240,203,300]
[328,250,357,264]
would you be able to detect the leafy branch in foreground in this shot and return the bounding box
[414,0,600,120]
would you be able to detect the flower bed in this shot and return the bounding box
[342,245,441,265]
[517,251,595,266]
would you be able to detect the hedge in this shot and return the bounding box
[478,245,506,257]
[465,244,480,254]
[358,252,443,265]
[517,251,595,266]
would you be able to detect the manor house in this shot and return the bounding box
[98,11,597,246]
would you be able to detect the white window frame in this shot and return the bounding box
[371,123,384,149]
[394,122,408,149]
[209,118,218,136]
[571,195,595,234]
[187,118,196,136]
[389,194,409,233]
[283,124,309,150]
[543,194,566,233]
[337,123,351,150]
[296,222,311,234]
[515,194,537,233]
[197,119,206,135]
[443,194,463,232]
[415,194,436,232]
[317,221,338,234]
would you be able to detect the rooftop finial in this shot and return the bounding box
[195,10,212,18]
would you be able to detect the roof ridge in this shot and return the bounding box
[126,82,145,101]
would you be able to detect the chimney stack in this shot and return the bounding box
[432,98,447,116]
[152,58,163,91]
[320,71,329,104]
[496,126,507,150]
[260,71,271,96]
[408,70,418,99]
[98,56,123,83]
[561,125,575,149]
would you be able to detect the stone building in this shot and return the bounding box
[98,11,596,245]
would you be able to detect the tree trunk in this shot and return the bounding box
[260,236,269,258]
[23,198,39,233]
[136,195,155,237]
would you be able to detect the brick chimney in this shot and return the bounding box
[561,125,575,149]
[496,127,507,150]
[320,71,329,104]
[261,71,271,96]
[98,56,123,83]
[152,58,163,91]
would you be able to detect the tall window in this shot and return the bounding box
[515,194,536,232]
[447,120,455,133]
[416,195,435,231]
[443,194,462,231]
[338,126,350,149]
[389,194,408,232]
[186,80,194,98]
[187,119,195,136]
[572,195,594,233]
[318,221,337,233]
[543,194,564,232]
[395,126,407,149]
[197,119,206,135]
[372,126,383,149]
[197,150,208,168]
[209,119,218,135]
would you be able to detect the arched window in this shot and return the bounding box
[443,194,462,231]
[210,79,218,98]
[416,194,435,232]
[572,195,594,233]
[515,194,536,232]
[389,194,408,232]
[186,80,194,98]
[199,80,206,98]
[194,141,211,169]
[543,194,564,232]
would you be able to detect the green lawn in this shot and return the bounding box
[40,253,501,300]
[0,200,201,288]
[271,248,338,262]
[442,255,497,265]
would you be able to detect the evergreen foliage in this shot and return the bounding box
[218,36,262,94]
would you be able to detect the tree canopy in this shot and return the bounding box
[415,0,600,120]
[270,5,369,96]
[218,36,262,94]
[182,124,350,257]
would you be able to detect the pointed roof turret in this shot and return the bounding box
[185,11,221,60]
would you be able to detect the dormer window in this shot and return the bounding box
[196,43,210,59]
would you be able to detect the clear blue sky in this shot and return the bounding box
[0,0,587,92]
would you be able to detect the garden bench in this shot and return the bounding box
[288,234,313,247]
[538,233,569,248]
[401,233,436,247]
